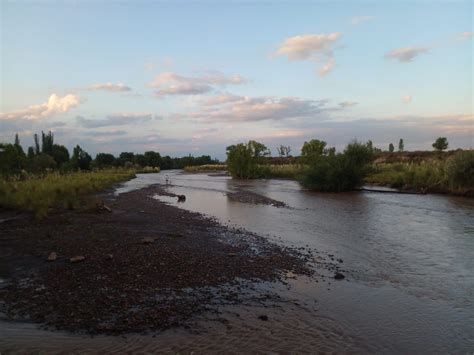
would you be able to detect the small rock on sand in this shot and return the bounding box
[142,237,154,244]
[258,315,269,321]
[334,272,345,280]
[47,252,57,262]
[70,255,86,263]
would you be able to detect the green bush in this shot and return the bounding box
[445,150,474,189]
[302,140,374,192]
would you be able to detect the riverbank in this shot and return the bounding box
[0,184,345,335]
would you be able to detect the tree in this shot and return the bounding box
[144,151,162,167]
[34,134,40,155]
[398,139,404,152]
[41,131,54,155]
[71,145,92,170]
[432,137,448,151]
[119,152,135,164]
[248,140,270,159]
[389,143,394,152]
[0,143,26,175]
[51,144,70,167]
[226,143,256,179]
[302,140,374,192]
[301,139,327,162]
[277,145,292,157]
[14,133,20,147]
[95,153,115,168]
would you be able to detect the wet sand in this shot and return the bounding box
[0,184,343,335]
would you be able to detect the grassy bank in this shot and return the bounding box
[184,164,227,172]
[366,150,474,195]
[0,169,136,218]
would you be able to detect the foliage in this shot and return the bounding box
[95,153,116,168]
[184,164,227,172]
[0,170,135,218]
[389,143,394,152]
[301,139,327,162]
[276,145,292,157]
[226,143,258,179]
[367,150,473,193]
[302,140,374,192]
[71,145,92,170]
[445,150,474,189]
[398,138,404,152]
[432,137,449,151]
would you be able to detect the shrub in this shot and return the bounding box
[445,150,474,189]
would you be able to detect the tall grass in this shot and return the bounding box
[366,150,474,194]
[260,164,308,179]
[184,164,227,172]
[0,169,135,218]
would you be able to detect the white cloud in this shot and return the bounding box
[458,31,473,40]
[0,94,80,120]
[385,47,429,62]
[351,16,374,25]
[339,101,358,108]
[319,58,335,76]
[87,83,132,92]
[149,72,247,98]
[275,33,341,76]
[76,113,159,128]
[402,95,412,103]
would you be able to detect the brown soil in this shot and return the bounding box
[0,185,326,335]
[226,191,287,207]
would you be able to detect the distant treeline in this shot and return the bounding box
[0,132,218,176]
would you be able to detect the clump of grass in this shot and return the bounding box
[260,164,308,179]
[0,169,135,218]
[184,164,227,172]
[136,166,161,174]
[366,150,474,194]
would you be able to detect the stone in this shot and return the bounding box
[70,255,85,263]
[142,237,154,244]
[258,315,268,321]
[47,252,57,262]
[334,272,345,280]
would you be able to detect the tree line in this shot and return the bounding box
[0,132,218,176]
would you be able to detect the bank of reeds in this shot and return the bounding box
[260,164,308,179]
[136,166,161,174]
[0,169,135,218]
[184,164,227,172]
[366,150,474,195]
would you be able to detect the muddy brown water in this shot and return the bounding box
[1,171,473,353]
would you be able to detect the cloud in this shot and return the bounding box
[402,95,412,103]
[76,113,159,128]
[385,47,429,62]
[458,31,473,40]
[351,16,374,25]
[339,101,358,108]
[149,72,247,98]
[319,58,335,76]
[187,94,331,122]
[275,33,341,76]
[0,94,80,121]
[87,83,132,92]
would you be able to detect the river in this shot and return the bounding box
[1,171,473,353]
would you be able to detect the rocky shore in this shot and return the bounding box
[0,185,337,335]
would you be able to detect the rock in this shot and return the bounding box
[334,272,345,280]
[102,204,112,212]
[227,253,237,257]
[258,315,268,321]
[70,255,85,263]
[47,252,57,262]
[177,195,186,202]
[142,237,154,244]
[106,254,114,260]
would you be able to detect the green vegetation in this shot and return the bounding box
[366,150,474,194]
[0,170,135,218]
[226,141,270,179]
[184,164,227,172]
[432,137,449,151]
[301,140,374,192]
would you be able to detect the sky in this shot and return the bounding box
[0,0,472,160]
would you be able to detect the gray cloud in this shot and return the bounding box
[149,72,247,98]
[76,113,159,128]
[87,83,132,92]
[385,47,429,62]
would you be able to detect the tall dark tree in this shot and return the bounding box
[34,134,40,155]
[41,131,54,156]
[432,137,448,151]
[398,139,404,152]
[71,145,92,170]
